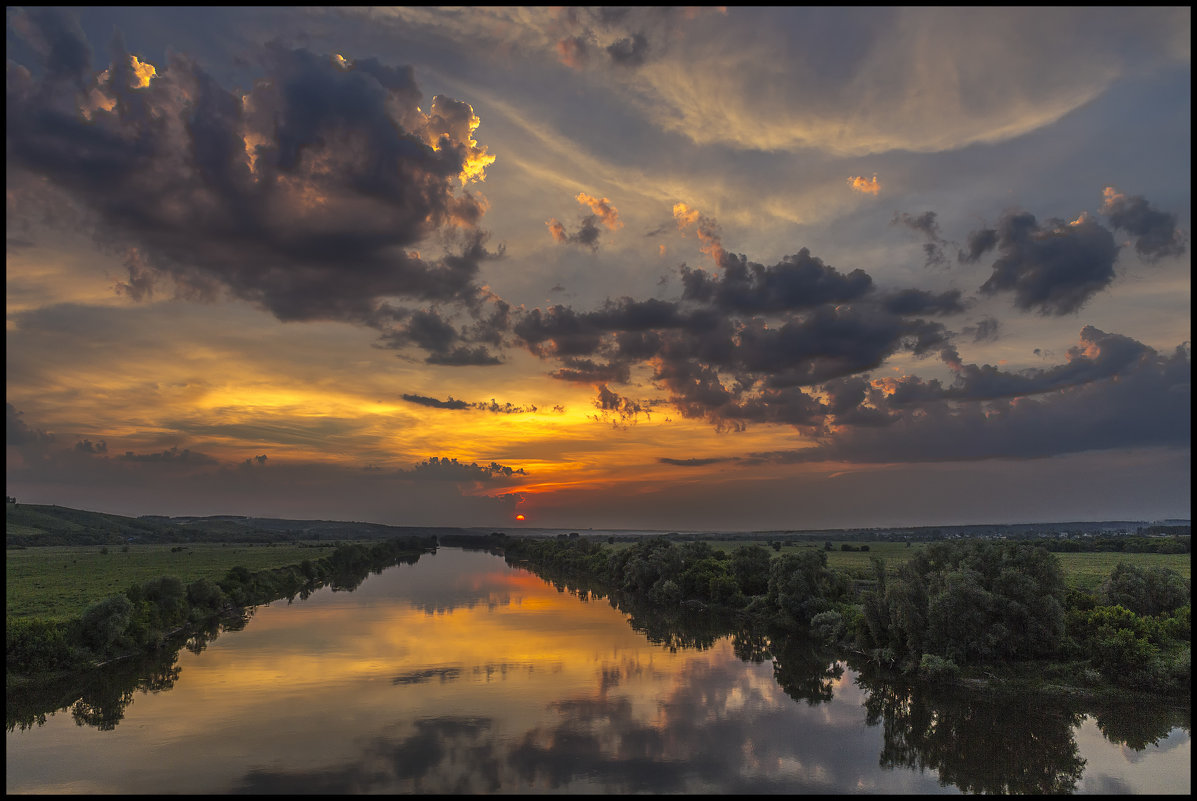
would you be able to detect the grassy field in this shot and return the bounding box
[1054,551,1191,593]
[5,542,339,622]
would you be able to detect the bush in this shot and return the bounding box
[1090,627,1161,688]
[6,618,78,672]
[1101,563,1190,616]
[80,595,134,654]
[142,575,188,629]
[186,578,227,618]
[918,653,961,680]
[861,541,1067,669]
[809,610,845,645]
[651,578,681,605]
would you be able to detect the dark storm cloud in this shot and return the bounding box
[476,399,537,414]
[728,306,947,387]
[957,227,999,264]
[401,393,472,410]
[6,403,55,447]
[891,211,951,269]
[658,456,741,467]
[1099,188,1186,261]
[816,376,898,428]
[402,394,537,413]
[589,297,716,333]
[680,249,873,313]
[874,323,1160,409]
[377,302,505,365]
[8,7,93,88]
[425,345,503,366]
[556,34,591,69]
[549,358,631,384]
[606,33,649,67]
[821,376,871,416]
[941,325,1158,401]
[514,306,605,358]
[651,351,830,432]
[392,667,462,685]
[766,332,1190,463]
[962,316,1001,343]
[7,10,498,348]
[879,288,965,316]
[553,7,707,73]
[515,238,953,428]
[402,457,526,482]
[113,251,156,301]
[593,384,657,423]
[977,211,1119,315]
[120,446,218,465]
[891,210,942,241]
[7,406,235,478]
[397,309,460,354]
[922,242,948,269]
[513,298,711,362]
[546,214,604,251]
[519,196,1152,435]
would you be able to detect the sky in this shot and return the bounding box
[5,7,1191,531]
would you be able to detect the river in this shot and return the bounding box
[5,547,1190,794]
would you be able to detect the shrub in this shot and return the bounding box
[6,618,78,672]
[1101,563,1190,616]
[917,653,961,681]
[809,610,845,645]
[80,595,134,654]
[186,578,227,617]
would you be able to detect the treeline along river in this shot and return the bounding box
[6,545,1190,793]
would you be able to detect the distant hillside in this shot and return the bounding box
[6,502,472,547]
[7,500,1188,548]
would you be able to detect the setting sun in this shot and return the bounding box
[515,514,526,521]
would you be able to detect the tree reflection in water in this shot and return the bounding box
[1090,701,1192,752]
[8,622,220,733]
[8,550,1190,796]
[855,670,1087,794]
[6,563,382,734]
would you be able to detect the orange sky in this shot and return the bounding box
[5,8,1190,529]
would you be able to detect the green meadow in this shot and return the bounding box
[5,542,335,622]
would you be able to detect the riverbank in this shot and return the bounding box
[6,537,437,685]
[500,534,1192,703]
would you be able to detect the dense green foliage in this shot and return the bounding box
[1020,535,1189,554]
[504,535,853,630]
[859,541,1069,669]
[1100,561,1190,616]
[503,534,1190,696]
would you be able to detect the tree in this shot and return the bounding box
[730,544,771,596]
[860,541,1067,669]
[1101,563,1189,616]
[766,550,848,626]
[81,595,134,653]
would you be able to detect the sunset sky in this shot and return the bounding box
[6,7,1191,530]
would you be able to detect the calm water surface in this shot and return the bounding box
[6,548,1190,794]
